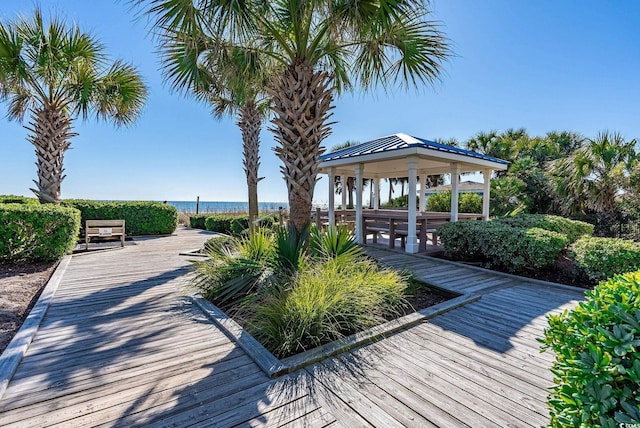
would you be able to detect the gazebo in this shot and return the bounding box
[317,133,509,253]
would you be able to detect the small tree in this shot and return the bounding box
[0,9,147,204]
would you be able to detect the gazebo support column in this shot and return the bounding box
[373,178,380,210]
[419,173,427,213]
[340,175,347,209]
[328,167,335,226]
[406,157,419,253]
[355,164,364,244]
[483,168,492,221]
[450,163,460,222]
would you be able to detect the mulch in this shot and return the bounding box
[0,261,57,354]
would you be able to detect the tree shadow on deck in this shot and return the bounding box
[427,283,585,354]
[0,269,226,416]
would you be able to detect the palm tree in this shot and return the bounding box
[161,33,273,229]
[0,9,147,204]
[548,131,637,215]
[136,0,450,238]
[465,130,514,177]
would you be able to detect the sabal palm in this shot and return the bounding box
[137,0,449,237]
[0,9,147,204]
[548,131,637,215]
[162,35,273,228]
[466,130,514,177]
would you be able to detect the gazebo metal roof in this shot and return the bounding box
[318,133,509,177]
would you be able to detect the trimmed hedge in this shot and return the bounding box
[494,214,593,243]
[0,195,39,205]
[0,203,81,262]
[541,271,640,426]
[190,214,217,230]
[62,200,177,236]
[438,221,569,272]
[570,237,640,282]
[205,215,249,235]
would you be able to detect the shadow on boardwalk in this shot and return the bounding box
[0,230,584,427]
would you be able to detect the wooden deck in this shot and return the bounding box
[0,228,585,427]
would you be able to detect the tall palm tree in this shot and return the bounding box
[135,0,450,238]
[548,131,637,215]
[161,33,273,229]
[0,9,147,204]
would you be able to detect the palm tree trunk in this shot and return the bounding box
[269,62,334,235]
[347,177,354,208]
[388,178,393,203]
[26,105,76,204]
[237,101,263,231]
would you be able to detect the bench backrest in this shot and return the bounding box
[86,220,125,228]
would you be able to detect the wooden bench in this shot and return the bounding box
[85,220,125,250]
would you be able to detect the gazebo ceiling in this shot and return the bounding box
[318,133,509,177]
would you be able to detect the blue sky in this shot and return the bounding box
[1,1,639,204]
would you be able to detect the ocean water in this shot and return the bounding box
[166,201,288,213]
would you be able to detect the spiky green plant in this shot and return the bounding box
[192,228,275,307]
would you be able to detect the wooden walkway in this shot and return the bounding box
[0,228,585,427]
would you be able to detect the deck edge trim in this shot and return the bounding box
[191,291,480,379]
[0,254,72,399]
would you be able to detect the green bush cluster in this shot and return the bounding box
[0,195,39,205]
[62,200,177,235]
[193,225,408,358]
[494,214,593,243]
[189,214,216,230]
[541,271,640,427]
[0,203,81,262]
[204,215,250,235]
[193,213,279,235]
[426,190,482,213]
[571,237,640,282]
[438,221,568,272]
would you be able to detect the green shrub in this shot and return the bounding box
[438,221,569,272]
[0,195,39,205]
[204,215,250,236]
[541,271,640,427]
[495,214,593,243]
[0,203,81,262]
[426,190,482,213]
[62,200,177,235]
[249,259,407,358]
[571,237,640,282]
[190,214,216,230]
